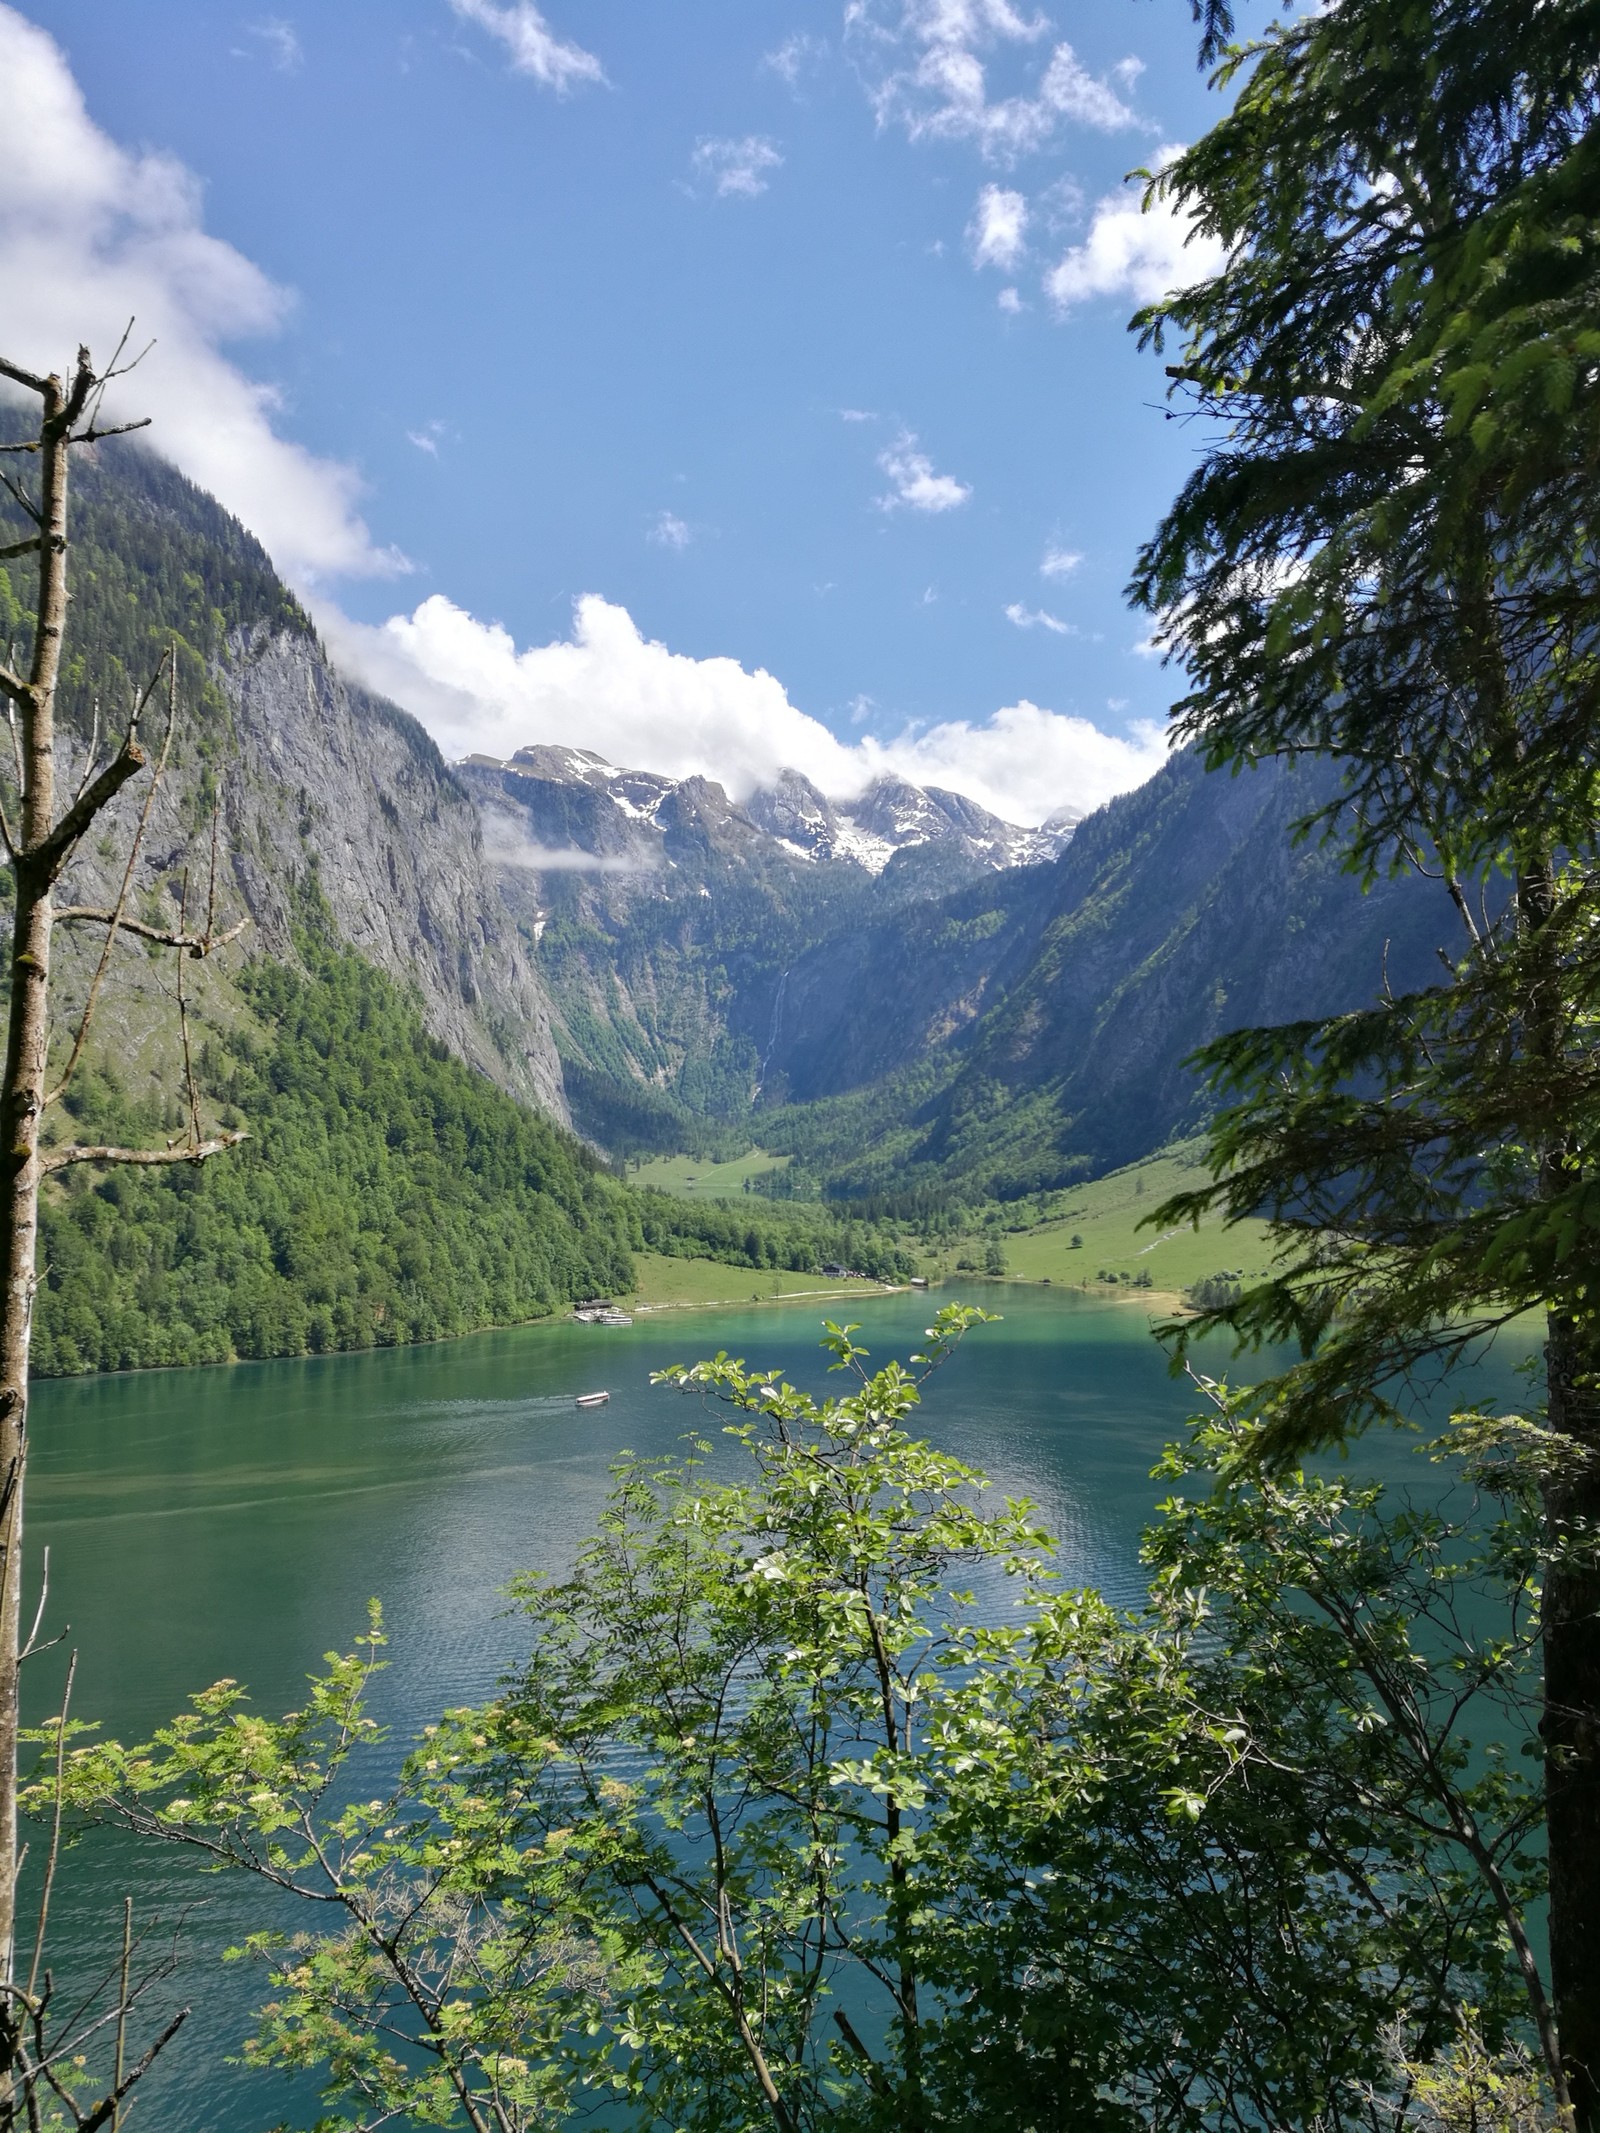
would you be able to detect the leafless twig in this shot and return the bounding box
[25,1648,74,2005]
[43,651,176,1112]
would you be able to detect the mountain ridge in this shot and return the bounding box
[6,427,1457,1225]
[462,747,1075,875]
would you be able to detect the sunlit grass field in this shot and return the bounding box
[980,1148,1275,1301]
[630,1150,792,1197]
[623,1141,1276,1309]
[619,1250,892,1312]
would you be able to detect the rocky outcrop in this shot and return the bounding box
[754,750,1459,1196]
[220,632,566,1115]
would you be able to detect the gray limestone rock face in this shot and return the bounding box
[53,626,569,1124]
[222,630,568,1117]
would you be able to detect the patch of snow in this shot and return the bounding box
[830,818,898,873]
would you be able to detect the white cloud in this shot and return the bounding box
[839,407,878,422]
[997,286,1022,313]
[1034,170,1087,234]
[691,136,784,198]
[445,0,603,90]
[323,592,1168,827]
[849,3,1142,162]
[1046,156,1225,312]
[481,813,650,873]
[0,6,397,587]
[407,420,446,456]
[244,18,302,71]
[876,431,971,513]
[1040,543,1082,579]
[967,183,1027,270]
[650,510,692,550]
[763,32,827,85]
[1005,601,1074,635]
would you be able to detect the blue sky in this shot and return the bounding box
[0,1,1286,822]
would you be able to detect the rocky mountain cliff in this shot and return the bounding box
[464,748,1073,877]
[5,430,1455,1211]
[749,749,1458,1200]
[0,426,567,1119]
[455,746,1067,1151]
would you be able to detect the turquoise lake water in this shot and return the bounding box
[24,1284,1540,2129]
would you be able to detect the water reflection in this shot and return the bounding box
[23,1286,1542,2128]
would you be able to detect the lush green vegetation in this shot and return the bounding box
[632,1188,913,1283]
[34,927,636,1373]
[30,913,919,1374]
[622,1250,895,1310]
[1134,0,1600,2098]
[55,1316,1554,2129]
[629,1148,793,1198]
[1130,0,1600,2097]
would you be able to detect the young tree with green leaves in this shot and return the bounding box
[47,1317,1560,2129]
[1127,0,1600,2110]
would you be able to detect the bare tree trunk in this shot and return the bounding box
[1513,836,1600,2129]
[0,366,75,1982]
[1544,1314,1600,2132]
[0,349,243,2109]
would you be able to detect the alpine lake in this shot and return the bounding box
[25,1283,1542,2130]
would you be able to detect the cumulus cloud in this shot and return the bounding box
[1046,156,1225,312]
[876,431,971,514]
[445,0,603,90]
[1005,601,1074,635]
[0,6,399,588]
[967,183,1027,270]
[849,2,1142,161]
[691,136,783,198]
[323,592,1168,827]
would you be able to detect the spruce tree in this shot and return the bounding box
[1131,2,1600,2112]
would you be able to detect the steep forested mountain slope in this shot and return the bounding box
[0,422,1454,1274]
[0,419,566,1115]
[458,748,1067,1152]
[36,918,634,1373]
[748,750,1457,1201]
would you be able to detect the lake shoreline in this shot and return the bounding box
[30,1270,1197,1389]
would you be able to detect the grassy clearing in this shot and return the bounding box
[619,1251,894,1312]
[932,1146,1276,1303]
[625,1143,1276,1311]
[630,1150,789,1199]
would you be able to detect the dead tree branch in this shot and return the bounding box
[52,911,249,957]
[44,656,176,1111]
[40,1133,248,1176]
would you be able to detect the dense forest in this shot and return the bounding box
[32,910,914,1375]
[34,923,636,1372]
